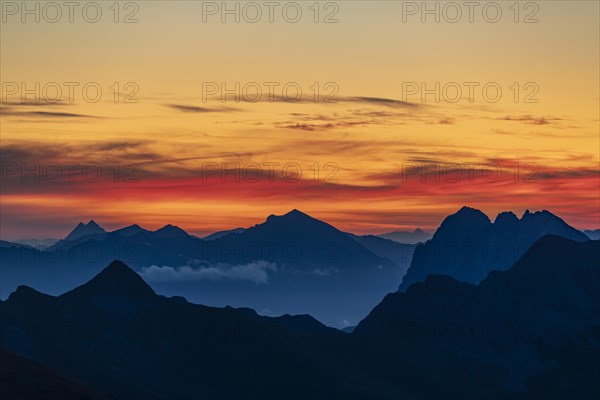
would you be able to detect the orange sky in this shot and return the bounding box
[1,1,599,240]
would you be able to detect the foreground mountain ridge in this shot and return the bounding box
[2,235,599,399]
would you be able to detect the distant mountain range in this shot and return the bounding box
[10,238,58,250]
[378,228,432,243]
[399,207,590,291]
[584,229,600,240]
[0,207,592,326]
[202,227,246,240]
[2,235,598,399]
[64,220,106,242]
[0,210,415,326]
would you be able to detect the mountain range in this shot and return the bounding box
[0,207,594,326]
[0,210,415,327]
[399,207,590,291]
[1,235,598,399]
[378,228,433,243]
[64,220,106,242]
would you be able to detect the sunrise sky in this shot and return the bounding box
[1,1,599,240]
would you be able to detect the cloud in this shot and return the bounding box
[277,120,371,131]
[1,101,102,119]
[312,268,339,276]
[93,140,150,152]
[139,261,277,284]
[0,140,160,165]
[498,115,563,125]
[1,101,68,107]
[343,96,422,109]
[0,108,99,119]
[178,94,421,109]
[166,104,240,113]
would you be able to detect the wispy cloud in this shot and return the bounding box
[498,115,563,125]
[165,104,241,113]
[1,108,99,119]
[343,96,422,109]
[1,101,68,107]
[139,261,277,284]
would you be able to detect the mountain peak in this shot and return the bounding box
[494,211,519,225]
[520,209,554,220]
[114,224,147,237]
[153,224,189,238]
[65,220,106,241]
[265,209,316,224]
[399,207,588,291]
[438,207,491,232]
[61,260,155,299]
[455,206,488,218]
[282,209,314,220]
[100,259,137,275]
[7,285,51,304]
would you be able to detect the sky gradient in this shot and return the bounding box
[1,1,599,240]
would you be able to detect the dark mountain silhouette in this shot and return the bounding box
[347,233,416,277]
[64,220,106,242]
[187,209,402,325]
[203,227,245,240]
[2,237,599,399]
[152,224,191,239]
[355,235,600,398]
[399,207,589,291]
[113,224,149,237]
[584,229,600,240]
[0,208,589,327]
[61,260,157,301]
[0,210,405,327]
[0,348,115,400]
[0,261,406,400]
[217,209,394,270]
[378,228,432,244]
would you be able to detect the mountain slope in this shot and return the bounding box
[214,209,395,271]
[64,220,106,242]
[3,237,598,399]
[0,261,410,400]
[203,227,246,240]
[378,228,432,244]
[347,233,416,278]
[584,229,600,240]
[355,235,600,398]
[0,348,115,400]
